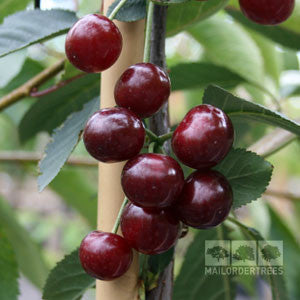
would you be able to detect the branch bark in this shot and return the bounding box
[0,151,97,167]
[0,59,65,112]
[248,127,297,158]
[146,5,174,300]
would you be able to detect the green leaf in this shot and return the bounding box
[214,148,273,209]
[268,206,300,300]
[249,32,282,87]
[0,0,31,23]
[38,97,99,191]
[107,0,146,22]
[0,226,19,300]
[60,61,83,81]
[166,0,229,36]
[203,85,300,136]
[49,168,97,228]
[282,49,299,70]
[0,9,78,58]
[226,8,300,51]
[19,74,99,143]
[0,196,49,288]
[188,15,264,87]
[0,50,26,88]
[2,58,44,93]
[229,218,288,300]
[174,226,236,300]
[170,62,243,91]
[43,249,94,300]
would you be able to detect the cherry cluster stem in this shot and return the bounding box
[107,0,129,20]
[143,1,155,63]
[111,197,129,234]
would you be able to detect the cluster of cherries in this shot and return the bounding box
[63,0,296,282]
[65,13,234,281]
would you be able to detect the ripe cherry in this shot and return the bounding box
[114,63,171,118]
[174,170,233,229]
[121,203,180,255]
[65,14,122,73]
[239,0,295,25]
[83,107,145,163]
[172,104,234,169]
[121,154,184,209]
[79,231,133,280]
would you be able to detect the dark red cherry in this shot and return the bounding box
[174,170,233,229]
[121,203,180,255]
[79,231,133,280]
[65,14,122,73]
[114,63,171,118]
[83,107,145,163]
[239,0,295,25]
[172,104,234,169]
[121,154,184,209]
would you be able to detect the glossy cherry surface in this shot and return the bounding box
[114,63,171,118]
[239,0,295,25]
[65,14,122,73]
[172,104,234,169]
[79,231,133,280]
[83,107,145,163]
[121,203,180,255]
[174,170,233,229]
[121,153,184,209]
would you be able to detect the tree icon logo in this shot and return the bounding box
[233,245,255,262]
[206,246,229,262]
[258,241,283,266]
[261,244,281,262]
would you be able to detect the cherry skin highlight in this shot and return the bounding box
[83,107,145,163]
[79,231,133,280]
[121,203,180,255]
[172,104,234,169]
[65,14,122,73]
[174,170,233,229]
[114,63,171,118]
[121,153,184,209]
[239,0,295,25]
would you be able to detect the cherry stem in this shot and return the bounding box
[160,145,167,155]
[143,1,155,63]
[148,142,156,153]
[30,73,85,97]
[112,197,129,234]
[145,128,159,142]
[107,0,128,20]
[157,131,173,144]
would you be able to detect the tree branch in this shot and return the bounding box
[0,59,65,112]
[146,4,174,300]
[264,189,300,201]
[30,73,85,97]
[0,151,97,167]
[248,127,297,158]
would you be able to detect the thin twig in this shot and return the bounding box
[111,197,129,234]
[248,127,298,158]
[0,59,65,112]
[30,73,85,97]
[0,151,97,167]
[264,189,300,201]
[143,1,155,63]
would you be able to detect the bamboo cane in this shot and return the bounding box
[96,1,145,299]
